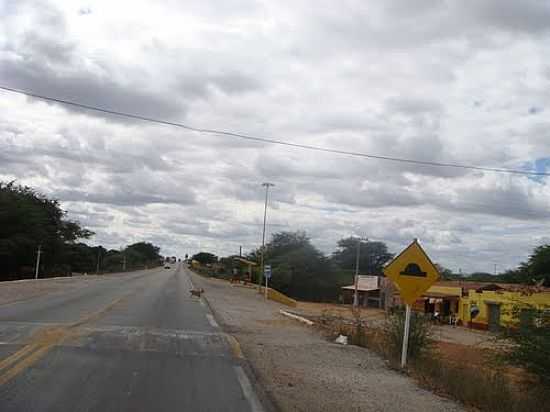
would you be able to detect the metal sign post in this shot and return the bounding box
[401,305,412,368]
[264,265,271,300]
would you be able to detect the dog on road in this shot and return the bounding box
[190,288,204,298]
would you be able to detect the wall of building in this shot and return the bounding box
[426,285,462,297]
[459,290,550,327]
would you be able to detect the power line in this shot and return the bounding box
[1,85,549,177]
[3,140,548,217]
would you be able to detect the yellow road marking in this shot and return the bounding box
[0,344,56,386]
[0,293,132,386]
[0,343,41,372]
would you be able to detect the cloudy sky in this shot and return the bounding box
[1,0,550,273]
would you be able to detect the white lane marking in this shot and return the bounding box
[206,314,219,328]
[234,366,264,412]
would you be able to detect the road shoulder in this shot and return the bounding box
[189,270,464,412]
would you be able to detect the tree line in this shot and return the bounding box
[0,182,162,280]
[193,231,394,301]
[193,230,550,302]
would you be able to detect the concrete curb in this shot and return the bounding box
[1,267,163,285]
[279,310,314,326]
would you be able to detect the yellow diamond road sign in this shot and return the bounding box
[383,239,440,306]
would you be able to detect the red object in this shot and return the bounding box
[468,321,488,331]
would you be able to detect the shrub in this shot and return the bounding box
[382,308,434,362]
[413,356,550,412]
[501,304,550,387]
[350,321,368,347]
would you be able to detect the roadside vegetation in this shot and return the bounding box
[193,231,395,301]
[339,307,550,412]
[192,228,550,303]
[0,181,162,280]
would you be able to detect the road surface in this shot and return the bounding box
[0,265,263,411]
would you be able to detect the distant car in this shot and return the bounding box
[164,264,170,269]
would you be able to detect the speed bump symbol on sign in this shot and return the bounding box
[383,239,439,306]
[400,263,426,277]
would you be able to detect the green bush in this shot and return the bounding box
[382,308,434,362]
[501,304,550,387]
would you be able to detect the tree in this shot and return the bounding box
[522,245,550,285]
[254,231,338,301]
[0,181,93,279]
[467,272,495,282]
[434,264,455,280]
[331,237,393,275]
[126,242,161,264]
[65,243,97,273]
[102,249,123,272]
[192,252,218,265]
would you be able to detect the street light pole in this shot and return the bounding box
[259,182,274,294]
[34,244,42,280]
[353,237,368,308]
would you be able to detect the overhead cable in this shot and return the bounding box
[1,85,548,177]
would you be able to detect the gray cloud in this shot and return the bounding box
[0,1,264,126]
[2,0,550,272]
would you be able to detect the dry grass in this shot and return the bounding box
[319,311,550,412]
[296,301,385,322]
[411,356,549,412]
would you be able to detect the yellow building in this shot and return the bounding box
[459,286,550,331]
[393,281,550,331]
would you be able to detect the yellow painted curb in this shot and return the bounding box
[224,334,244,359]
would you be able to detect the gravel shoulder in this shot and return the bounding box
[189,270,464,412]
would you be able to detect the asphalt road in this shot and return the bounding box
[0,265,263,412]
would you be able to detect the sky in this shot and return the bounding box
[1,0,550,274]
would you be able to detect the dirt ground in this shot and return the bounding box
[295,302,386,323]
[189,271,463,412]
[295,301,498,348]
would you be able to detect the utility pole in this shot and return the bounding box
[259,182,275,293]
[494,263,497,276]
[239,246,242,257]
[34,244,42,280]
[353,237,368,308]
[122,251,127,272]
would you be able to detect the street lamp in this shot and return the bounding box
[259,182,275,296]
[353,237,368,308]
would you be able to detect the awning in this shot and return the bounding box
[421,291,460,300]
[341,285,379,292]
[233,257,258,266]
[341,275,380,292]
